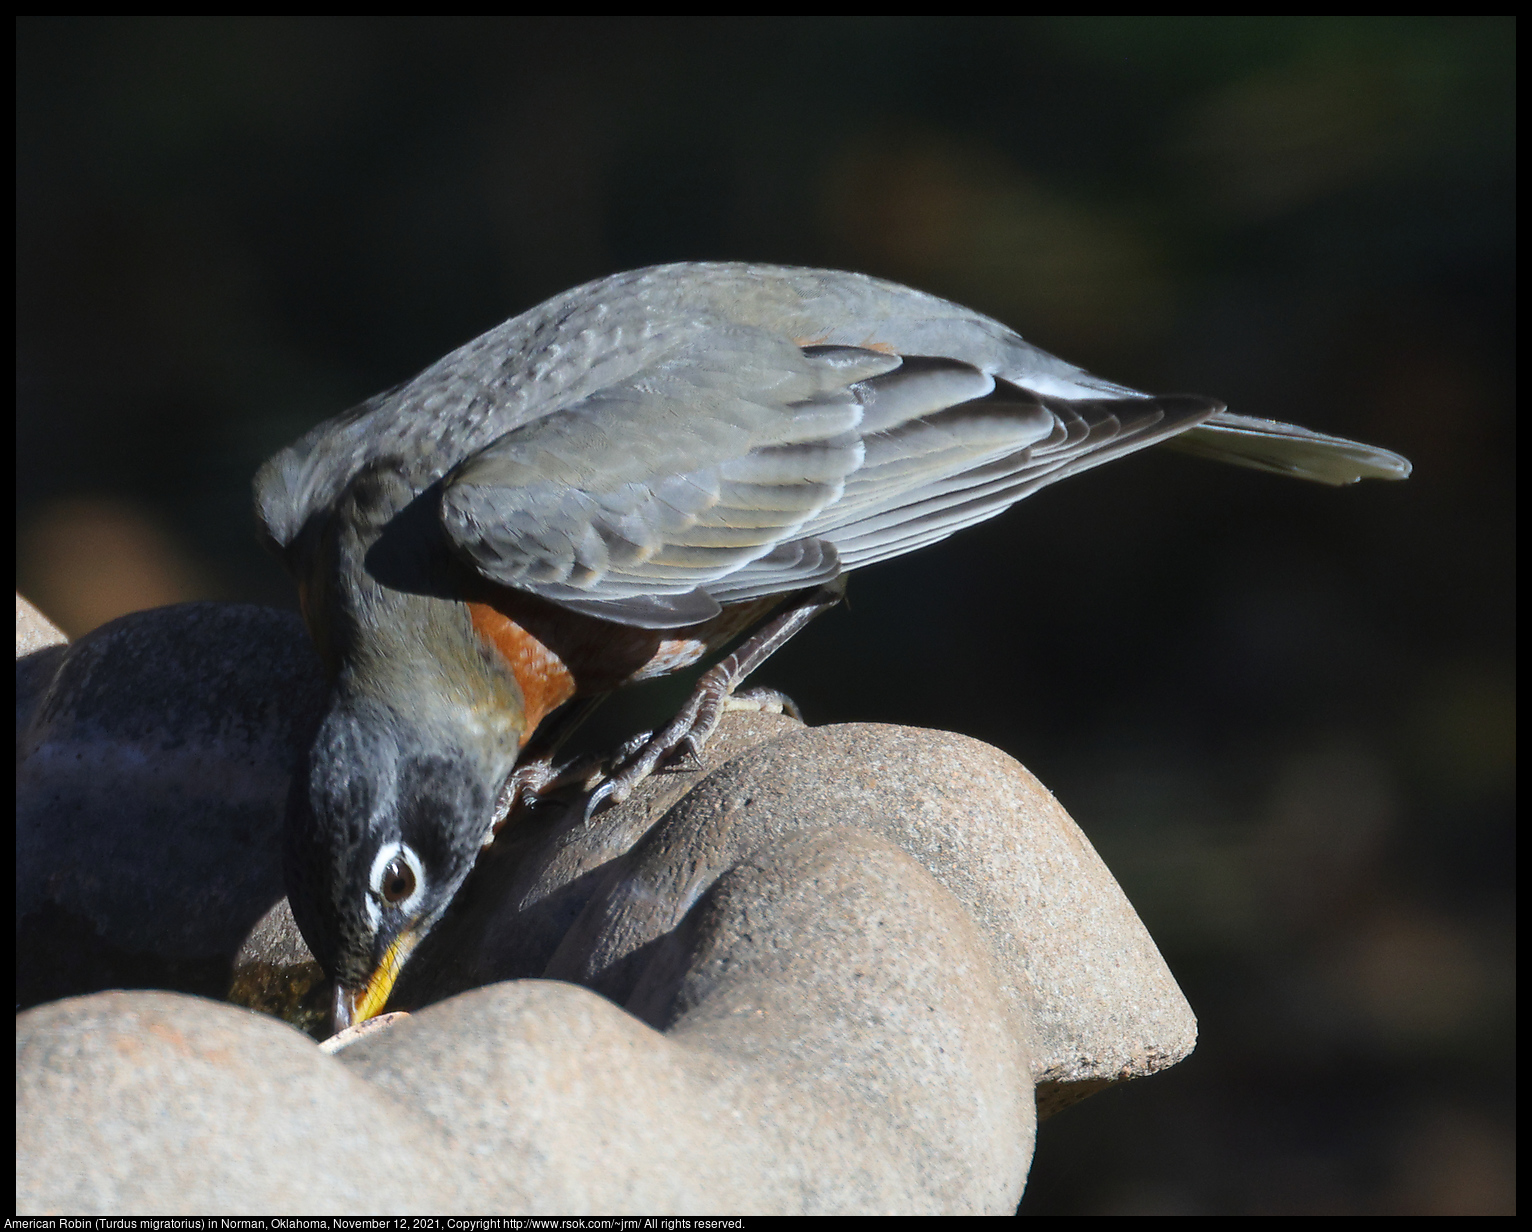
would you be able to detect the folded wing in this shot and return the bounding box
[439,333,1222,628]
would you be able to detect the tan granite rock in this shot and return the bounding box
[15,593,66,656]
[15,992,471,1214]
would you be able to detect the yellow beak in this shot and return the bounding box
[331,927,423,1036]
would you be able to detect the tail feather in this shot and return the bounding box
[1162,411,1412,486]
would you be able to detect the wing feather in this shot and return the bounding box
[253,265,1407,634]
[441,335,1221,626]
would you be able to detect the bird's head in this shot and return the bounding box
[283,694,506,1036]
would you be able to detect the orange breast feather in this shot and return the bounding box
[466,602,578,745]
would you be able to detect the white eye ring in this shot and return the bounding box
[365,840,426,926]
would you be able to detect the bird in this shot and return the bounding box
[255,261,1410,1037]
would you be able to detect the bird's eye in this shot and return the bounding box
[366,840,425,923]
[380,855,416,905]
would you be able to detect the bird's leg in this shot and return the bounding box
[485,695,609,841]
[583,580,844,819]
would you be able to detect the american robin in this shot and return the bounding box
[255,262,1410,1036]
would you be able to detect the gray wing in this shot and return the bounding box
[255,263,1409,628]
[254,262,1171,557]
[439,326,1221,628]
[439,330,899,626]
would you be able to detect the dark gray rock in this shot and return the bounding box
[16,601,326,1010]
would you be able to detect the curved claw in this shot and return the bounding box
[582,775,620,822]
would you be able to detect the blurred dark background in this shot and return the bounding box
[16,17,1513,1215]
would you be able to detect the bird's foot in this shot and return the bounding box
[580,685,802,821]
[581,581,841,822]
[486,750,609,843]
[722,686,803,722]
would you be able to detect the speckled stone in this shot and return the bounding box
[446,718,1197,1100]
[16,992,474,1213]
[15,593,66,656]
[339,826,1033,1213]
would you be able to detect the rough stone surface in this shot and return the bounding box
[228,896,332,1037]
[16,602,327,1009]
[318,1009,411,1055]
[15,593,66,656]
[16,992,471,1214]
[545,722,1197,1089]
[396,709,813,1008]
[409,716,1197,1105]
[15,599,1196,1214]
[340,827,1032,1212]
